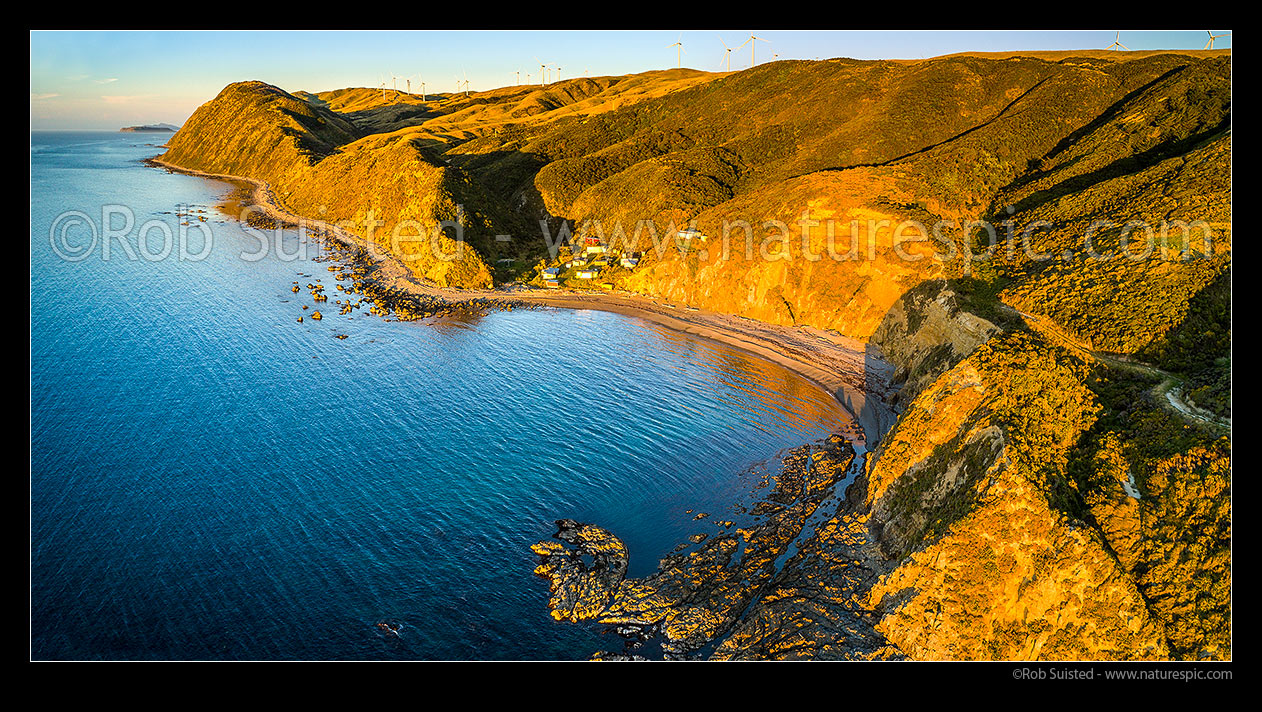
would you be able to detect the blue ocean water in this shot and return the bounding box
[30,131,855,660]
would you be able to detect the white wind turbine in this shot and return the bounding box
[555,66,562,81]
[1105,31,1128,51]
[1205,30,1230,49]
[535,57,549,85]
[668,35,685,68]
[737,33,769,67]
[718,35,733,71]
[515,70,520,85]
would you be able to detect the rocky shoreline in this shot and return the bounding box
[146,156,897,444]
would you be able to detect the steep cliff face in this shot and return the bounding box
[531,314,1228,660]
[868,281,1007,408]
[162,81,359,182]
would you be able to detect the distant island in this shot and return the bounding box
[120,124,179,133]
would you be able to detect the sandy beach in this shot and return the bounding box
[150,158,899,442]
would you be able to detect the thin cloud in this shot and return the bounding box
[31,93,60,101]
[100,95,153,104]
[94,77,119,84]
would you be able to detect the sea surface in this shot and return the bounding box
[30,131,856,660]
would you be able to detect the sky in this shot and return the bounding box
[30,30,1232,130]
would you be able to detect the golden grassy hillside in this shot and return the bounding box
[164,52,1230,659]
[466,53,1229,364]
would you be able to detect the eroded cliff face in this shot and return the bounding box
[868,281,1006,408]
[503,54,1230,356]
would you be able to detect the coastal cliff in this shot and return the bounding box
[161,50,1230,660]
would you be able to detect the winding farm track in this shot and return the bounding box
[1002,303,1231,432]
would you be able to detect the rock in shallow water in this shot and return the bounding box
[531,519,629,623]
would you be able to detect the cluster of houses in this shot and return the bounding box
[539,236,644,289]
[537,229,707,289]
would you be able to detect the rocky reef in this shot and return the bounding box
[533,435,861,658]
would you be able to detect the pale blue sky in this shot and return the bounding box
[30,30,1231,130]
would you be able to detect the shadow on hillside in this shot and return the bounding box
[1008,118,1231,215]
[1009,66,1190,188]
[339,104,443,134]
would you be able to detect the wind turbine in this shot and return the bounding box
[418,76,426,101]
[718,35,733,71]
[555,66,562,81]
[737,34,769,67]
[535,57,549,85]
[515,70,520,85]
[1205,30,1230,49]
[1105,31,1128,51]
[668,35,684,68]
